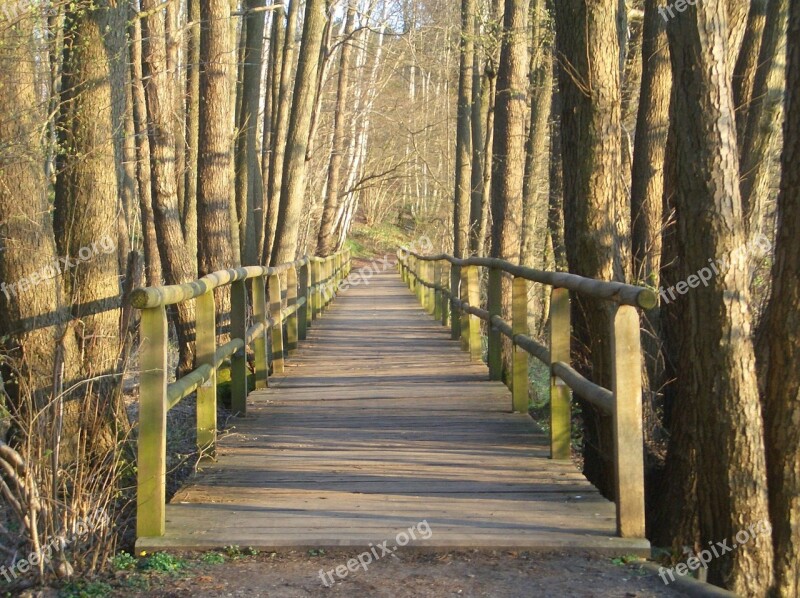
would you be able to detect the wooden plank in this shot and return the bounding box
[137,270,649,556]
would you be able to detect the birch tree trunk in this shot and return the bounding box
[317,0,356,256]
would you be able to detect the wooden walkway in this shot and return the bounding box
[138,269,649,554]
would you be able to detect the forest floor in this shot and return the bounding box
[45,549,689,597]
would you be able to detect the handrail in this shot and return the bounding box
[132,248,351,543]
[130,259,307,309]
[401,250,657,309]
[397,248,646,540]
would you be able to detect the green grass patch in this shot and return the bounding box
[58,580,113,598]
[139,552,186,573]
[111,551,137,571]
[200,552,226,565]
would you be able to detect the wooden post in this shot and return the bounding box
[423,261,433,313]
[612,305,646,538]
[268,274,285,373]
[549,287,571,460]
[196,291,217,450]
[420,260,428,310]
[286,266,298,353]
[465,265,481,361]
[512,277,528,413]
[251,276,269,389]
[298,260,309,341]
[487,267,502,380]
[230,279,248,416]
[323,258,332,309]
[137,305,168,538]
[311,260,320,320]
[459,266,469,350]
[441,262,450,327]
[433,261,442,320]
[450,263,461,340]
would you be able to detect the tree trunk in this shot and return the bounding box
[235,0,266,266]
[317,0,356,256]
[733,0,768,142]
[760,3,800,594]
[520,0,552,333]
[630,0,671,457]
[468,39,485,256]
[141,0,198,375]
[130,11,162,287]
[554,0,627,497]
[264,0,300,263]
[54,0,130,452]
[547,54,566,271]
[198,0,237,276]
[55,0,125,378]
[0,8,81,407]
[271,0,329,264]
[665,1,774,592]
[184,0,201,267]
[739,0,788,238]
[489,0,528,377]
[453,0,475,258]
[259,8,280,261]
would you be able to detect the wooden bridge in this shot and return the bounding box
[132,249,655,555]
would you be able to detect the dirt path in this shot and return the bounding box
[98,550,688,597]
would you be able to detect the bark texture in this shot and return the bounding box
[761,3,800,594]
[665,0,774,592]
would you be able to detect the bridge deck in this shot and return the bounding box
[138,269,649,554]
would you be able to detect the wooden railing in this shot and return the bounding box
[130,248,350,540]
[397,249,656,539]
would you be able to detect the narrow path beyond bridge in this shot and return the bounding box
[138,269,649,554]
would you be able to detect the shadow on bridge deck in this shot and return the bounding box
[137,270,650,555]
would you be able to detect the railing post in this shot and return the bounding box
[268,274,285,374]
[441,261,450,327]
[464,265,481,361]
[416,257,422,301]
[422,261,432,313]
[612,305,646,538]
[450,263,461,340]
[321,258,330,311]
[137,305,168,538]
[196,291,218,450]
[230,279,248,416]
[286,266,298,353]
[487,267,502,381]
[311,260,321,321]
[250,276,269,390]
[512,277,528,413]
[298,260,309,340]
[433,261,442,321]
[549,287,571,460]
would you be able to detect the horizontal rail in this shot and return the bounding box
[133,248,351,542]
[401,250,656,309]
[397,247,646,540]
[552,362,614,413]
[166,363,214,410]
[131,259,307,308]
